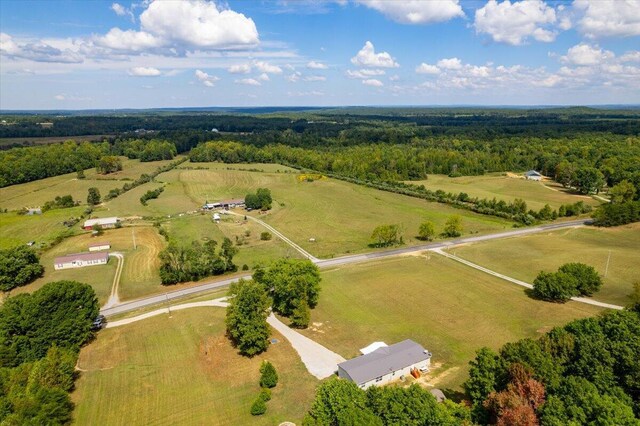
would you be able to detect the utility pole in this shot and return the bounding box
[132,227,137,250]
[604,250,612,278]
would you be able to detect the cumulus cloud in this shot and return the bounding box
[111,3,134,22]
[253,60,282,74]
[286,71,302,82]
[307,60,328,69]
[129,66,161,76]
[235,78,261,86]
[574,0,640,38]
[362,78,383,87]
[228,63,251,74]
[257,72,270,81]
[356,0,464,24]
[437,57,462,70]
[560,43,614,66]
[415,63,440,74]
[474,0,558,45]
[620,51,640,63]
[97,28,163,51]
[346,68,386,79]
[0,32,83,63]
[351,41,399,68]
[195,69,220,86]
[304,75,327,81]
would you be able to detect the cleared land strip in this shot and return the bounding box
[101,219,592,317]
[106,297,345,380]
[103,252,124,309]
[431,248,623,310]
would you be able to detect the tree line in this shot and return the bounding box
[159,239,238,285]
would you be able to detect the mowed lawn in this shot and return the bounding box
[453,223,640,306]
[408,174,600,211]
[11,226,166,304]
[172,162,513,258]
[72,308,318,426]
[299,256,602,390]
[0,207,84,249]
[0,157,178,212]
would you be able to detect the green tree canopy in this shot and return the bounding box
[369,224,402,248]
[225,279,271,357]
[417,221,436,241]
[0,246,44,292]
[259,361,278,388]
[87,187,101,205]
[442,215,463,238]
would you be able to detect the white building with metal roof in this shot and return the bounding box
[338,339,431,389]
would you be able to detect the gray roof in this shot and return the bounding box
[54,251,109,264]
[338,340,430,385]
[525,170,542,176]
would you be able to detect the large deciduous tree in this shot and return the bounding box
[369,224,402,247]
[0,246,44,292]
[225,279,270,357]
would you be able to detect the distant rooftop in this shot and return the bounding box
[54,251,108,264]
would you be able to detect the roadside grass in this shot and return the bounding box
[452,223,640,306]
[0,207,84,249]
[174,162,514,258]
[298,255,602,391]
[72,308,318,425]
[408,174,600,211]
[0,157,179,211]
[9,226,166,304]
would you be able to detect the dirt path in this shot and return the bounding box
[103,252,124,309]
[432,248,623,310]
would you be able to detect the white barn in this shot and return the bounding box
[54,252,109,270]
[89,242,111,252]
[83,217,119,230]
[338,340,432,389]
[524,170,543,181]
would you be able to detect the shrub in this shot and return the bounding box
[259,388,272,402]
[259,361,278,388]
[250,396,267,416]
[558,263,602,296]
[532,271,578,303]
[260,232,272,241]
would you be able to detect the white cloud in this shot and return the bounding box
[54,94,65,100]
[356,0,464,24]
[195,69,220,86]
[257,72,270,81]
[437,57,462,70]
[286,71,302,82]
[228,63,251,74]
[111,3,134,22]
[304,75,326,81]
[0,33,83,63]
[362,78,383,87]
[415,62,440,74]
[139,0,259,49]
[560,43,614,66]
[287,90,325,97]
[574,0,640,38]
[253,60,282,74]
[97,28,163,51]
[620,51,640,63]
[307,60,328,69]
[389,74,400,81]
[346,68,386,79]
[129,66,161,76]
[474,0,558,45]
[351,41,399,68]
[235,78,261,86]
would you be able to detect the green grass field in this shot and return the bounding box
[452,223,640,306]
[0,207,84,249]
[9,226,166,304]
[169,162,514,258]
[0,157,179,211]
[72,308,318,425]
[408,173,600,210]
[298,256,602,390]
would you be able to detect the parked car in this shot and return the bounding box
[92,314,106,330]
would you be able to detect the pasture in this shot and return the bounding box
[72,308,318,425]
[171,162,514,258]
[299,255,602,390]
[10,226,165,304]
[0,157,179,211]
[452,223,640,306]
[408,173,600,210]
[0,207,84,249]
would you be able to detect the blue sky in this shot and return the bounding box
[1,0,639,109]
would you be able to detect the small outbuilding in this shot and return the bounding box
[83,217,119,230]
[524,170,543,181]
[54,252,109,270]
[338,339,432,389]
[89,242,111,252]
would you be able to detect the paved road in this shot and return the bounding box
[101,219,592,317]
[432,248,623,310]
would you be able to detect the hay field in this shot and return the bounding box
[72,308,317,425]
[298,255,602,390]
[0,207,84,249]
[408,173,600,210]
[452,223,640,306]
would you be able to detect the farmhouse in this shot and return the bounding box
[54,252,109,270]
[524,170,543,181]
[203,202,221,210]
[89,242,111,252]
[83,217,119,230]
[220,199,245,209]
[338,339,432,389]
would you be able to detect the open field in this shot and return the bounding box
[408,173,601,211]
[171,162,514,258]
[0,207,84,249]
[0,157,179,211]
[73,308,318,425]
[9,226,166,304]
[452,223,640,306]
[298,256,602,390]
